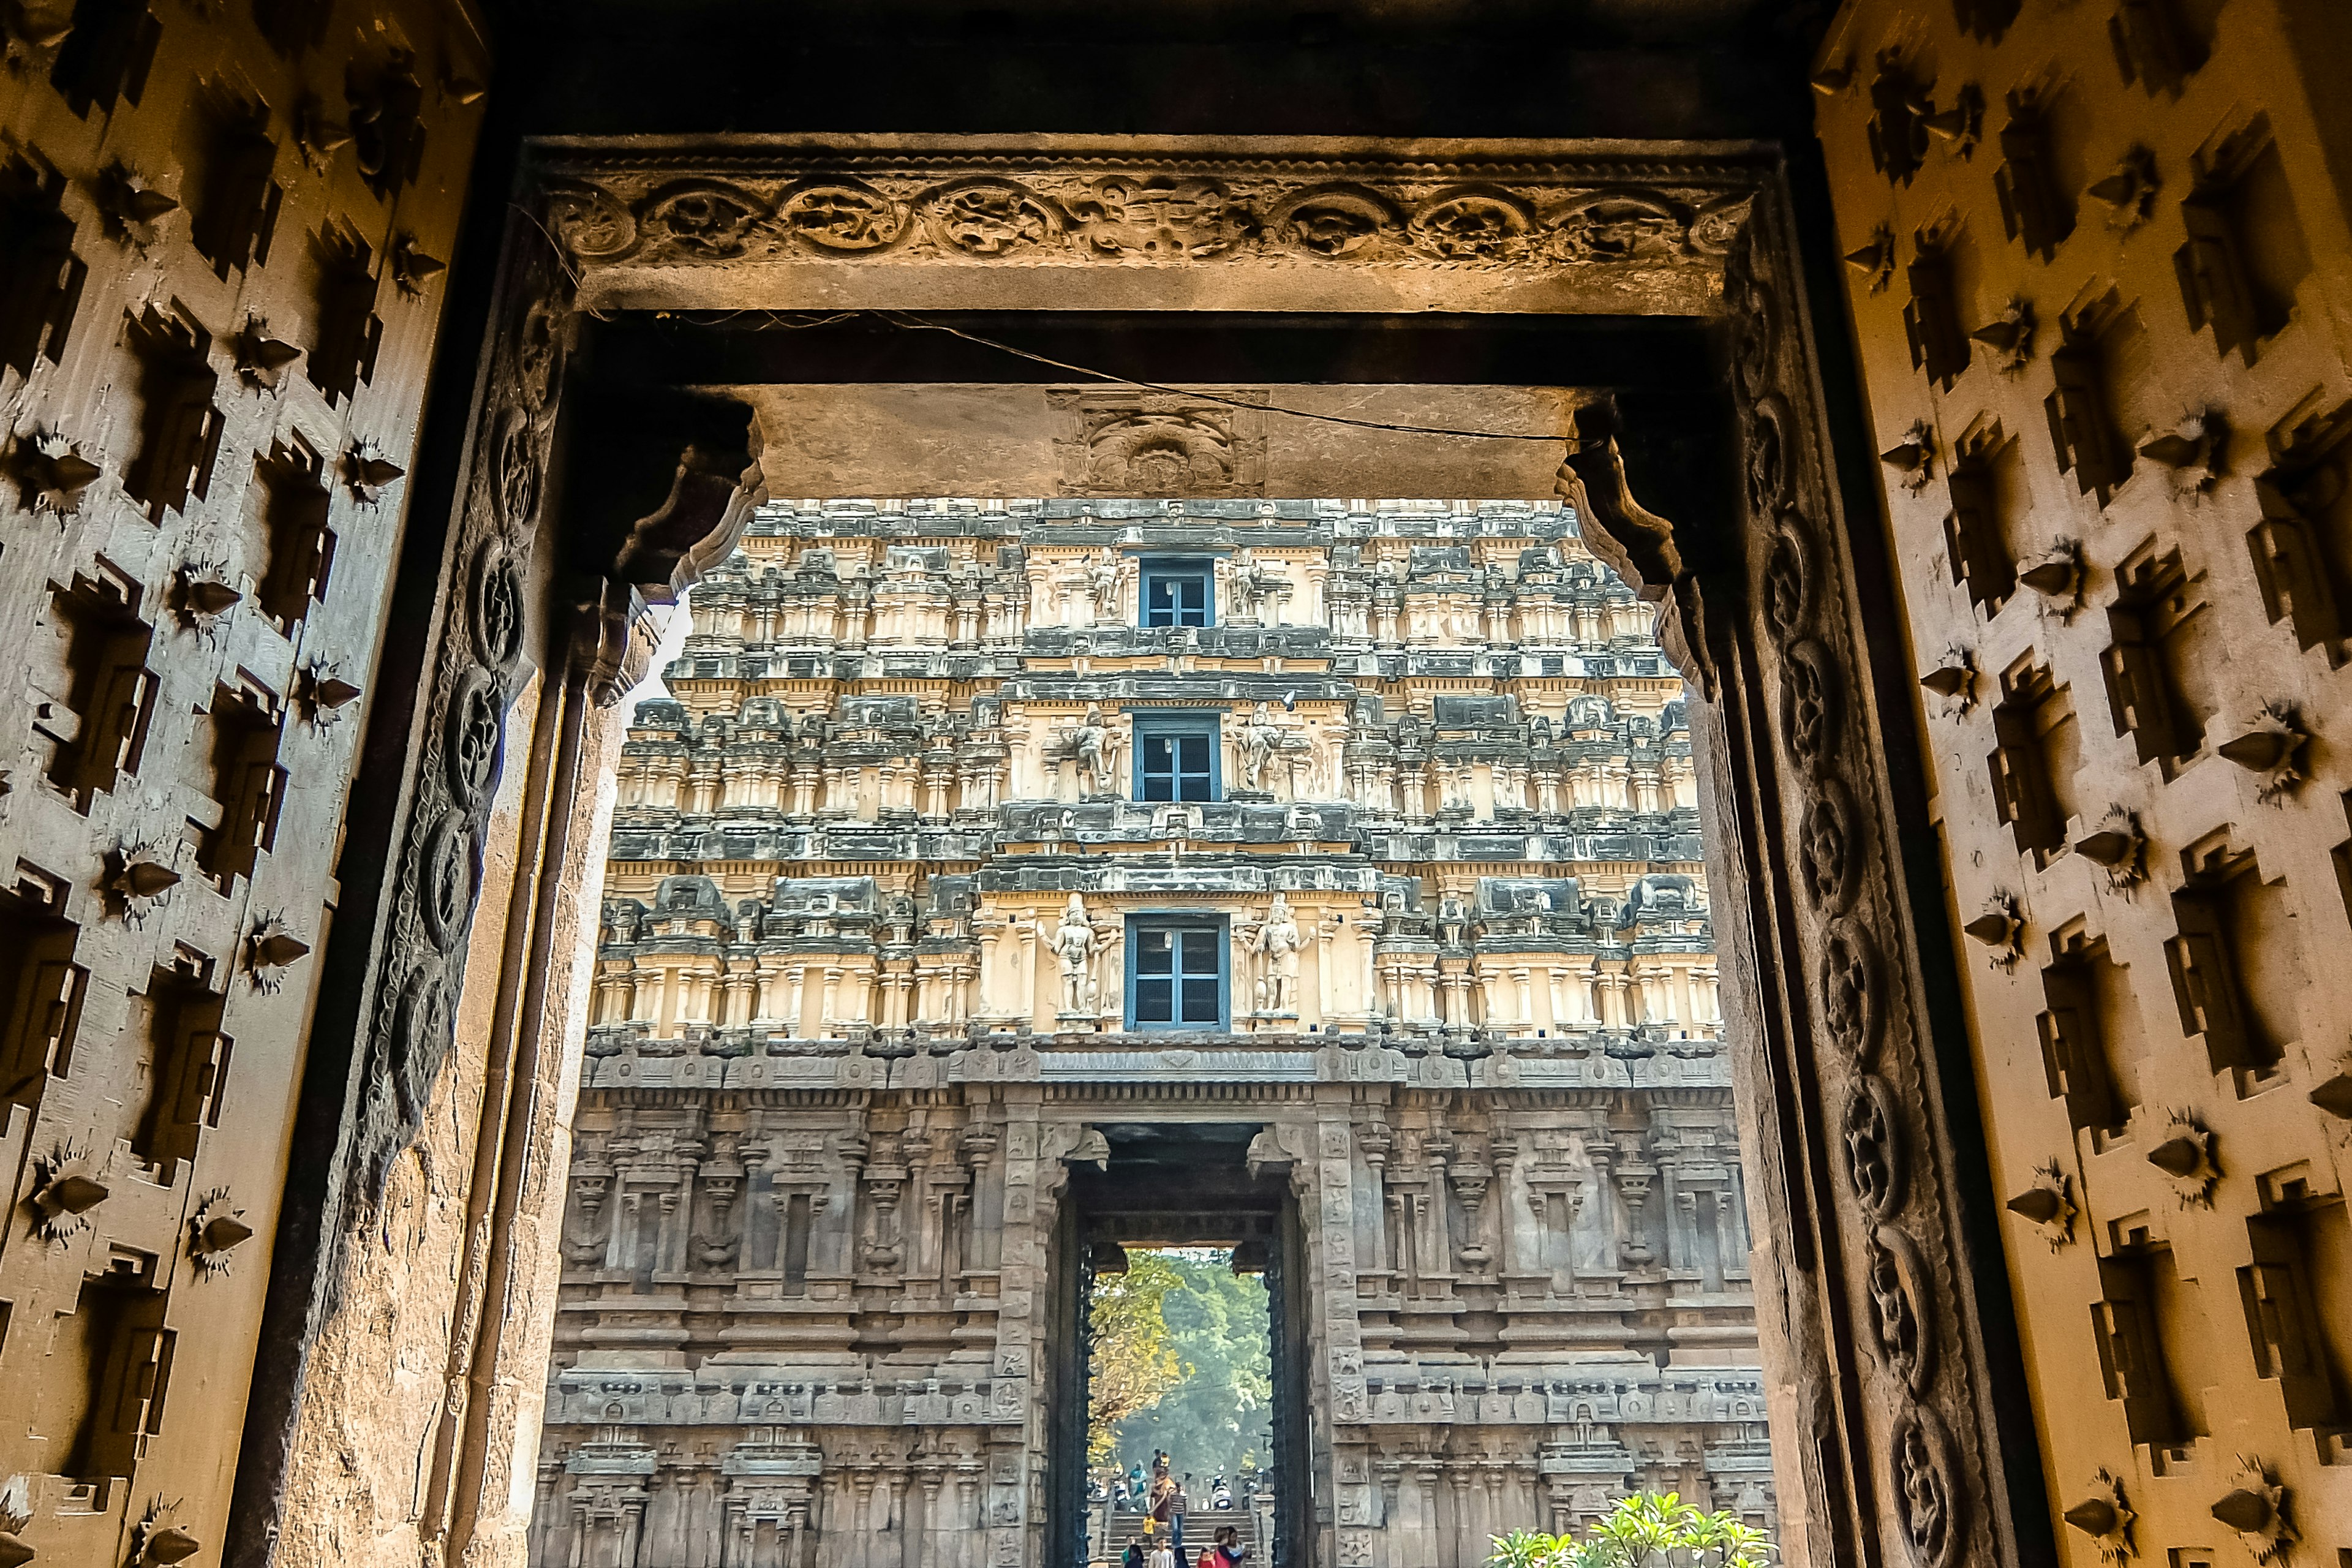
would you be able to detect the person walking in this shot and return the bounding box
[1124,1536,1147,1568]
[1145,1523,1177,1568]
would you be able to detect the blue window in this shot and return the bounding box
[1140,559,1213,627]
[1127,918,1227,1030]
[1133,713,1219,802]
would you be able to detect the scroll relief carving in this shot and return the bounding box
[537,159,1756,274]
[1724,213,1991,1568]
[350,228,567,1208]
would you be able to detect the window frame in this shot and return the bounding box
[1123,914,1230,1031]
[1139,557,1216,628]
[1131,710,1222,802]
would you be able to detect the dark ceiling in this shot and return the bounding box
[474,0,1834,143]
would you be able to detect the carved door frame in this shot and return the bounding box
[229,136,2048,1568]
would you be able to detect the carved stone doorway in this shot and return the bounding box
[236,137,2046,1568]
[1054,1125,1310,1568]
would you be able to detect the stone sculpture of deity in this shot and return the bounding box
[1085,546,1123,622]
[1222,547,1288,624]
[1041,893,1113,1024]
[1250,892,1304,1016]
[1236,700,1289,793]
[1062,702,1120,798]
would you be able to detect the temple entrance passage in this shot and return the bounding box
[1051,1126,1311,1568]
[1085,1251,1274,1568]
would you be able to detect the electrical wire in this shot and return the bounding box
[873,312,1581,447]
[653,305,1585,450]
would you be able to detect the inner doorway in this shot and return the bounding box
[1054,1126,1310,1568]
[242,134,2041,1568]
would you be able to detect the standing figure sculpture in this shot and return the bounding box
[1236,701,1286,794]
[1223,548,1287,624]
[1086,546,1123,623]
[1042,892,1114,1025]
[1064,702,1121,798]
[1250,893,1304,1017]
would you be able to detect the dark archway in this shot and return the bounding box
[1051,1125,1312,1568]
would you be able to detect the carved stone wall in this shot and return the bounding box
[0,2,483,1563]
[1816,0,2352,1561]
[530,498,1771,1568]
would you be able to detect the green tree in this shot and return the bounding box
[1109,1250,1272,1483]
[1485,1493,1775,1568]
[1088,1250,1185,1464]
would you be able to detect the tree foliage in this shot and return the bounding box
[1088,1250,1185,1463]
[1485,1493,1775,1568]
[1107,1250,1272,1483]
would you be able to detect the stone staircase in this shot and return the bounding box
[1095,1504,1263,1564]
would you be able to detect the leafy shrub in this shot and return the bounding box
[1485,1492,1774,1568]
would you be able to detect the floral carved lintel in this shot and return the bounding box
[535,156,1758,274]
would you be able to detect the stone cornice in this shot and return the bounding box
[529,134,1770,283]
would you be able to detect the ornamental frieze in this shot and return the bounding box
[535,155,1758,272]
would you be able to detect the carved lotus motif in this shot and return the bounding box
[1410,188,1533,261]
[922,179,1063,257]
[1684,191,1755,254]
[495,402,540,526]
[545,183,639,262]
[1798,779,1859,911]
[644,181,769,259]
[1781,639,1841,766]
[469,538,527,671]
[1272,185,1397,258]
[1819,920,1882,1061]
[1842,1073,1907,1218]
[1547,192,1684,262]
[1762,522,1814,638]
[1864,1224,1936,1393]
[1746,394,1792,511]
[780,181,908,252]
[390,964,452,1124]
[1890,1409,1959,1568]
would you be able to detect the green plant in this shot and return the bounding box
[1484,1492,1776,1568]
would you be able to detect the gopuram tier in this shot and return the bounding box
[533,498,1772,1568]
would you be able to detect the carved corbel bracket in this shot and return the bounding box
[563,390,768,706]
[1245,1122,1313,1183]
[1556,398,1716,699]
[1038,1123,1109,1172]
[610,431,770,606]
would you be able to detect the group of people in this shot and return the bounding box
[1107,1452,1250,1568]
[1104,1458,1245,1517]
[1126,1522,1246,1568]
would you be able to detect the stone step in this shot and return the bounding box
[1096,1504,1265,1562]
